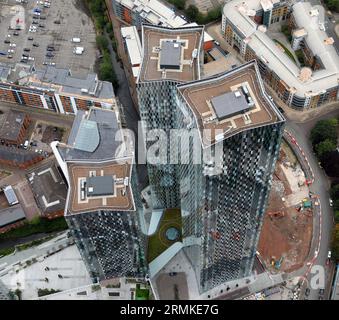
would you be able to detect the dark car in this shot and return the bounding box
[28,37,34,41]
[46,47,54,51]
[33,43,39,47]
[39,24,45,28]
[4,39,10,44]
[54,20,61,24]
[278,106,285,114]
[305,288,310,296]
[23,48,30,52]
[32,16,39,19]
[32,20,39,25]
[13,31,19,36]
[40,16,47,20]
[20,59,27,63]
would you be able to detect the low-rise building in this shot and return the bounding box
[121,26,143,81]
[0,110,30,145]
[0,202,26,234]
[27,162,68,219]
[0,65,117,114]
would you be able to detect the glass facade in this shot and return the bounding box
[137,80,181,209]
[177,96,284,292]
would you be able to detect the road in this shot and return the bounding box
[285,107,339,300]
[206,18,339,300]
[103,29,149,190]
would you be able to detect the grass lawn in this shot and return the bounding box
[135,284,150,300]
[147,208,182,263]
[0,247,15,257]
[0,217,68,240]
[273,39,297,64]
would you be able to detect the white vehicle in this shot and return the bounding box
[7,49,14,53]
[329,198,333,206]
[9,43,16,47]
[73,46,84,55]
[214,40,220,46]
[72,38,81,43]
[34,12,41,16]
[28,56,35,61]
[23,140,29,149]
[328,251,332,259]
[29,29,37,33]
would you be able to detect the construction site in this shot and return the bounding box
[258,140,314,273]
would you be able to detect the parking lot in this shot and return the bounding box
[0,0,97,76]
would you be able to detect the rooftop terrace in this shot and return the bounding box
[138,25,204,83]
[178,61,284,147]
[67,160,134,215]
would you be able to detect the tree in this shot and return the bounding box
[207,7,222,21]
[315,139,336,157]
[185,5,199,21]
[96,35,108,51]
[310,118,338,147]
[321,150,339,177]
[325,0,339,12]
[169,0,186,10]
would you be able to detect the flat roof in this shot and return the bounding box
[67,160,134,215]
[0,204,26,228]
[116,0,187,28]
[178,61,284,147]
[56,107,136,214]
[86,176,114,197]
[3,186,18,205]
[121,26,142,66]
[0,110,27,142]
[138,25,204,83]
[26,66,115,103]
[26,162,67,215]
[211,91,251,120]
[160,41,182,69]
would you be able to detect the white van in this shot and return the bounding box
[23,140,29,149]
[72,38,81,43]
[73,47,84,55]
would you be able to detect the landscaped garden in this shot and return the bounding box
[147,208,182,263]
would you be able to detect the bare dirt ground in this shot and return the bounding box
[258,143,313,273]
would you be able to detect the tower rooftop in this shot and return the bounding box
[177,61,285,147]
[138,24,204,83]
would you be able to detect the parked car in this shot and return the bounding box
[28,37,34,41]
[13,31,19,36]
[33,42,39,47]
[23,48,30,52]
[329,199,333,207]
